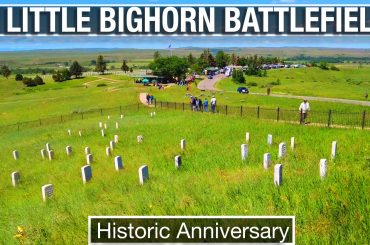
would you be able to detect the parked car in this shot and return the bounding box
[208,75,213,79]
[237,87,249,94]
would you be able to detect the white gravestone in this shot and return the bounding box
[85,147,91,155]
[106,147,111,156]
[86,154,93,165]
[137,135,143,143]
[81,165,92,184]
[110,141,115,150]
[245,132,250,143]
[13,150,19,160]
[66,146,72,156]
[291,137,295,150]
[278,143,286,158]
[320,159,327,179]
[108,115,111,120]
[116,122,119,129]
[138,165,149,185]
[41,184,54,202]
[267,134,273,146]
[68,129,71,136]
[121,114,124,119]
[274,164,283,186]
[101,129,105,137]
[241,144,248,161]
[12,171,20,187]
[150,112,153,117]
[114,156,123,171]
[104,123,107,129]
[175,155,182,169]
[114,135,119,143]
[263,153,271,169]
[79,131,82,137]
[153,112,156,116]
[181,139,186,150]
[41,149,46,159]
[99,122,103,128]
[46,143,51,152]
[331,141,337,159]
[48,150,54,161]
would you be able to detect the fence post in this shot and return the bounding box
[257,106,260,119]
[167,102,169,108]
[183,102,185,111]
[175,103,176,110]
[240,106,243,117]
[226,105,228,115]
[362,111,366,129]
[327,110,332,127]
[277,107,280,122]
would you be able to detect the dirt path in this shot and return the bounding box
[198,75,370,107]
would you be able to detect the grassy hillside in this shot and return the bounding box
[216,66,370,101]
[0,109,369,244]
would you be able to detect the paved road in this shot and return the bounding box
[197,74,224,91]
[197,75,370,107]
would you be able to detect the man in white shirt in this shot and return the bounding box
[210,96,217,113]
[299,99,310,124]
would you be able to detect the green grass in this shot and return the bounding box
[216,67,370,100]
[0,109,369,244]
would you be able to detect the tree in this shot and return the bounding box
[15,74,23,81]
[129,67,133,73]
[121,60,129,73]
[231,53,237,65]
[69,61,83,78]
[319,61,329,70]
[232,70,245,84]
[52,71,62,82]
[215,51,230,68]
[61,69,71,81]
[1,65,11,79]
[22,77,37,87]
[154,51,161,60]
[197,49,215,71]
[187,53,196,65]
[95,55,107,74]
[148,56,189,81]
[33,75,45,85]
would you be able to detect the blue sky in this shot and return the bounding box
[1,1,370,50]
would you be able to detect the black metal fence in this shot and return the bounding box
[154,100,369,130]
[0,101,368,133]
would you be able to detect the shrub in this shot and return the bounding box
[319,61,329,70]
[232,70,246,84]
[270,79,281,86]
[330,65,340,71]
[15,74,23,81]
[33,75,45,85]
[97,83,107,87]
[22,77,37,87]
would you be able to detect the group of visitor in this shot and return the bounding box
[189,95,217,113]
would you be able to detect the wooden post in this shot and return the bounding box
[277,107,280,122]
[226,105,228,115]
[328,110,332,127]
[60,115,63,122]
[257,106,260,119]
[100,108,103,116]
[161,101,163,108]
[240,106,243,117]
[362,111,366,129]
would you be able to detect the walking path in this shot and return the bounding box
[198,75,370,106]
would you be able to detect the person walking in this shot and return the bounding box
[203,98,209,112]
[199,98,203,111]
[211,96,217,113]
[192,97,196,111]
[299,99,310,124]
[267,87,271,96]
[195,97,199,111]
[146,94,150,105]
